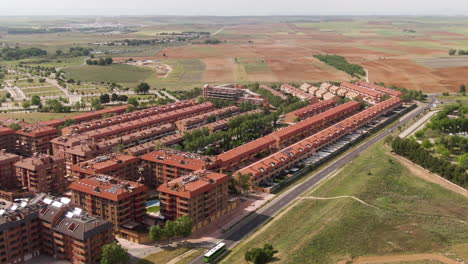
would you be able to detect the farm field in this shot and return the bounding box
[4,17,468,92]
[221,143,468,264]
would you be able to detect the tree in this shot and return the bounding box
[207,115,216,123]
[149,225,163,241]
[105,57,113,65]
[162,220,177,239]
[9,123,21,130]
[63,119,76,127]
[154,141,164,150]
[91,98,104,110]
[111,93,118,102]
[245,244,278,264]
[56,49,63,56]
[100,241,129,264]
[127,97,139,107]
[134,82,150,94]
[100,93,110,104]
[22,101,31,109]
[5,93,11,99]
[235,173,251,193]
[175,215,193,237]
[449,49,457,56]
[31,95,41,105]
[460,84,466,93]
[98,57,106,66]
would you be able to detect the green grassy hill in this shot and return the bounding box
[221,143,468,264]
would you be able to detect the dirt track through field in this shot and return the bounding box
[300,196,379,209]
[343,253,461,264]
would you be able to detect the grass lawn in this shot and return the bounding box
[175,248,206,264]
[63,64,153,84]
[221,143,468,264]
[437,94,468,103]
[146,206,160,213]
[0,112,83,123]
[137,247,196,264]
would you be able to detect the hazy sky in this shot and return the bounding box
[1,0,468,16]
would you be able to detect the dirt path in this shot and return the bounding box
[300,196,379,209]
[341,253,462,264]
[390,152,468,199]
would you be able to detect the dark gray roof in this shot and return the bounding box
[52,215,113,240]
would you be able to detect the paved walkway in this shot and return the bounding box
[399,109,439,138]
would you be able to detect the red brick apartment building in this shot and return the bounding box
[14,153,67,195]
[0,126,16,153]
[0,194,114,264]
[39,104,131,128]
[70,153,140,182]
[340,82,385,104]
[284,99,337,123]
[141,149,217,187]
[15,125,59,157]
[60,123,175,172]
[157,170,235,229]
[280,83,319,102]
[217,101,360,172]
[61,101,193,136]
[52,102,214,158]
[69,175,148,243]
[356,82,403,98]
[0,151,21,189]
[175,105,239,132]
[237,97,402,189]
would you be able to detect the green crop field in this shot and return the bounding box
[221,143,468,264]
[63,64,153,84]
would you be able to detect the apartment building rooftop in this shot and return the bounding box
[157,170,230,198]
[71,153,140,175]
[15,124,58,137]
[356,82,403,97]
[40,104,131,128]
[0,150,19,162]
[217,135,276,164]
[62,100,194,136]
[142,148,216,171]
[14,153,63,171]
[69,175,147,201]
[0,126,15,136]
[341,82,385,98]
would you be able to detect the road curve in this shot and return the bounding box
[191,98,433,264]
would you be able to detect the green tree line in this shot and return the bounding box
[391,137,467,187]
[313,54,366,77]
[149,215,192,242]
[0,47,47,61]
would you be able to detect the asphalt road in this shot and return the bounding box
[192,98,433,264]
